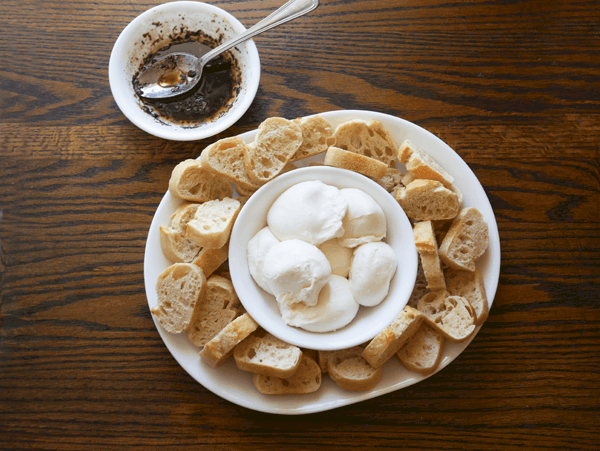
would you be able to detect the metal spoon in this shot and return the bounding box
[136,0,319,99]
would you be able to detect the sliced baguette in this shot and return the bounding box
[199,313,259,368]
[192,242,229,278]
[398,140,454,188]
[396,179,460,221]
[327,346,383,392]
[151,263,207,334]
[168,159,232,202]
[324,146,388,179]
[438,207,489,271]
[407,257,431,308]
[417,291,476,342]
[243,117,303,184]
[362,306,424,368]
[332,119,397,166]
[252,354,322,395]
[170,201,202,231]
[444,268,489,325]
[160,225,202,263]
[188,275,240,347]
[200,137,262,191]
[413,221,446,291]
[234,333,303,378]
[186,197,241,249]
[291,114,335,161]
[397,322,444,375]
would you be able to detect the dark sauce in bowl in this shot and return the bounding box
[133,31,241,128]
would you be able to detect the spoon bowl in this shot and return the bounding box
[135,0,319,100]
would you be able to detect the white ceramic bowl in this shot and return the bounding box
[108,1,260,141]
[228,166,418,351]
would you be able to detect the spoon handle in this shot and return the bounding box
[200,0,319,66]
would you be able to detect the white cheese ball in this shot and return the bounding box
[247,226,280,294]
[267,180,348,245]
[338,187,386,248]
[349,241,397,306]
[279,275,359,332]
[263,239,331,307]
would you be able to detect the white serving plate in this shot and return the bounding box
[143,109,501,415]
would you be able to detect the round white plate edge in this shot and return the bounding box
[143,109,501,415]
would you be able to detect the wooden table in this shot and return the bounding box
[1,0,599,449]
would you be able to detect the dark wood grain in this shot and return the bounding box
[1,0,599,449]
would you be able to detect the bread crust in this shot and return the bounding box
[192,243,229,278]
[151,263,207,334]
[290,115,335,161]
[397,322,444,375]
[327,346,382,392]
[234,334,303,378]
[188,275,240,347]
[438,207,489,271]
[417,291,476,342]
[413,221,446,291]
[186,198,241,249]
[200,137,262,191]
[362,306,424,368]
[243,117,303,184]
[444,267,489,325]
[199,313,259,368]
[396,179,460,221]
[332,119,398,166]
[397,140,454,188]
[168,159,232,202]
[324,146,388,179]
[252,354,321,395]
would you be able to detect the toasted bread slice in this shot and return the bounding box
[252,354,322,395]
[199,313,259,368]
[444,268,489,325]
[438,207,489,272]
[151,263,207,334]
[188,275,240,347]
[160,202,205,263]
[324,146,388,179]
[234,333,303,378]
[168,159,232,202]
[192,243,229,278]
[417,291,476,342]
[362,306,424,368]
[413,221,446,291]
[332,119,397,166]
[396,179,461,221]
[159,225,202,263]
[317,350,335,374]
[186,197,241,249]
[397,322,444,375]
[407,257,431,308]
[398,140,454,188]
[291,115,335,161]
[200,137,262,191]
[243,117,303,184]
[169,201,202,231]
[327,346,383,392]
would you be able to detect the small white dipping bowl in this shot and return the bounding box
[108,1,260,141]
[228,166,418,351]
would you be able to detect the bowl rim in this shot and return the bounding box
[228,166,418,351]
[108,1,261,141]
